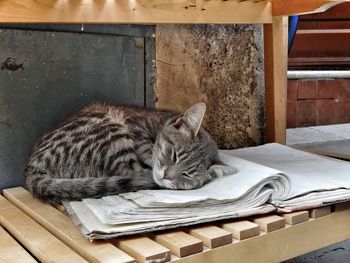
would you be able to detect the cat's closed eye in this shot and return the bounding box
[182,172,191,179]
[171,150,177,163]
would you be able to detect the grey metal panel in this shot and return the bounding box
[0,28,151,190]
[145,36,156,108]
[0,24,155,37]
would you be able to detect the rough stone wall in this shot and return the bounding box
[155,24,265,149]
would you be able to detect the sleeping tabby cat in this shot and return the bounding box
[25,102,220,203]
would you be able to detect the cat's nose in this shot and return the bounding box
[163,167,177,180]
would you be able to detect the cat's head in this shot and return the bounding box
[152,102,220,190]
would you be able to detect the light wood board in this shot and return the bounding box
[0,195,87,263]
[3,187,135,263]
[0,225,38,263]
[0,0,272,24]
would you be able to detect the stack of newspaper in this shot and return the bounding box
[65,143,350,239]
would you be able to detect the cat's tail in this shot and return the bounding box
[25,170,158,203]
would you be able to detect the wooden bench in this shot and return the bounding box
[1,187,350,263]
[1,1,349,262]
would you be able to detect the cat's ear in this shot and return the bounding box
[182,102,206,138]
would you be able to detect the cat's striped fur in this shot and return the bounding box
[25,103,219,203]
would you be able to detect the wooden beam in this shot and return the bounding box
[264,16,288,144]
[272,0,349,16]
[0,0,272,24]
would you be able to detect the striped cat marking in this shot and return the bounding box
[25,103,220,203]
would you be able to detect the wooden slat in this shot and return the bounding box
[172,206,350,263]
[310,206,331,218]
[113,236,171,263]
[264,16,288,144]
[0,195,87,263]
[253,215,285,233]
[188,226,232,248]
[0,0,273,24]
[272,0,348,16]
[153,230,203,257]
[0,225,38,263]
[282,211,309,225]
[221,220,260,240]
[3,187,135,263]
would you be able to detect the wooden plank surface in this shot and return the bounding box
[253,215,285,233]
[188,225,232,248]
[153,230,203,257]
[221,220,260,240]
[0,225,38,263]
[0,0,272,24]
[3,187,135,263]
[113,236,171,263]
[0,195,87,263]
[264,16,288,144]
[282,211,309,225]
[172,205,350,262]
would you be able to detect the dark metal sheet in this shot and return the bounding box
[0,27,153,190]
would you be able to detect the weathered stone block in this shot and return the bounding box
[155,24,264,149]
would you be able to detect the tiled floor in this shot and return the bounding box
[285,123,350,263]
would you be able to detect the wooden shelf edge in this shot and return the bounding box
[272,0,350,16]
[0,0,272,24]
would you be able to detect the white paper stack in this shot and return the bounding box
[65,143,350,239]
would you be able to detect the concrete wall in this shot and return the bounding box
[155,25,265,149]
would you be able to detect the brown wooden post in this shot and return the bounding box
[264,16,288,144]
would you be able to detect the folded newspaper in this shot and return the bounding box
[65,143,350,239]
